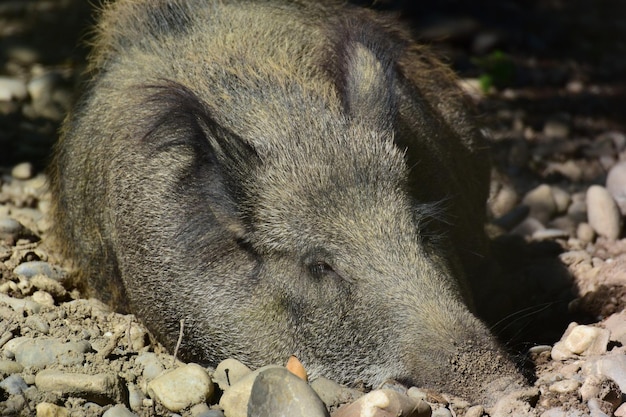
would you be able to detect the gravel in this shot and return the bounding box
[1,0,626,416]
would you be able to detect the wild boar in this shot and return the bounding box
[49,0,526,403]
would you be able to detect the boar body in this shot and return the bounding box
[50,0,524,402]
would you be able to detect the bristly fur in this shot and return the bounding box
[49,0,524,403]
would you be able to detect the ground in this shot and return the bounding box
[0,1,625,416]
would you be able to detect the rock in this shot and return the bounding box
[11,162,35,180]
[615,402,626,417]
[310,376,363,408]
[35,402,70,417]
[604,310,626,345]
[606,160,626,215]
[127,382,146,412]
[102,404,138,417]
[586,185,622,240]
[0,359,24,374]
[219,365,282,417]
[522,184,557,224]
[285,355,308,381]
[532,228,569,240]
[464,405,485,417]
[563,324,610,355]
[0,374,29,394]
[332,389,430,417]
[11,337,90,368]
[29,275,67,298]
[548,379,579,393]
[24,314,50,334]
[32,290,55,306]
[0,76,28,101]
[35,370,123,405]
[213,358,252,390]
[583,354,626,392]
[543,118,570,139]
[0,216,23,239]
[13,261,65,281]
[510,216,545,237]
[487,387,540,417]
[551,186,571,213]
[135,352,166,381]
[147,363,214,412]
[431,408,453,417]
[0,293,42,313]
[247,367,329,417]
[576,222,596,243]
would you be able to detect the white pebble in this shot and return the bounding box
[522,184,557,224]
[147,363,214,412]
[11,162,35,180]
[586,185,622,240]
[606,160,626,215]
[0,77,28,101]
[549,379,580,393]
[563,325,609,355]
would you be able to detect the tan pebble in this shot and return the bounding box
[36,402,69,417]
[522,184,557,224]
[564,325,609,355]
[576,222,595,243]
[286,355,308,382]
[32,290,55,307]
[587,185,622,240]
[464,405,484,417]
[332,389,431,417]
[549,379,580,393]
[550,342,573,361]
[11,162,35,180]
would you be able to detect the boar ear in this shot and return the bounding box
[141,81,259,236]
[335,30,398,129]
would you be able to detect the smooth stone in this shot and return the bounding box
[563,324,609,355]
[24,315,50,334]
[310,376,363,408]
[247,367,329,417]
[604,311,626,345]
[586,185,622,240]
[0,374,28,395]
[0,216,23,235]
[127,383,146,412]
[522,184,557,224]
[510,216,545,237]
[583,354,626,392]
[32,290,55,307]
[213,358,252,390]
[576,222,596,243]
[13,338,90,369]
[35,370,122,404]
[465,405,485,417]
[332,389,430,417]
[35,402,70,417]
[0,359,24,374]
[0,77,28,101]
[432,408,453,417]
[532,228,569,240]
[147,363,214,412]
[13,261,65,281]
[548,379,580,393]
[551,186,571,213]
[219,366,283,417]
[11,162,35,180]
[135,352,165,381]
[606,160,626,215]
[0,293,41,313]
[102,404,138,417]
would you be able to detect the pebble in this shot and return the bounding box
[0,292,42,313]
[583,354,626,392]
[11,337,90,369]
[11,162,35,180]
[332,389,431,417]
[532,228,569,240]
[213,357,252,390]
[586,185,622,240]
[0,359,24,374]
[311,376,363,408]
[0,216,23,237]
[464,405,485,417]
[127,382,146,412]
[511,216,545,237]
[247,367,329,417]
[548,379,580,393]
[0,373,29,395]
[219,365,283,417]
[35,370,123,404]
[606,160,626,215]
[35,402,70,417]
[563,324,609,355]
[147,363,214,412]
[13,261,65,281]
[615,403,626,417]
[576,222,596,243]
[32,290,55,306]
[135,352,165,381]
[24,315,50,334]
[102,404,138,417]
[551,186,571,213]
[0,76,28,101]
[603,310,626,345]
[522,184,557,224]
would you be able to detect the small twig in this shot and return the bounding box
[172,318,185,367]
